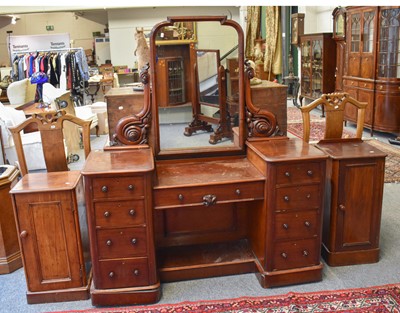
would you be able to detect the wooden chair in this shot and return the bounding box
[9,110,91,176]
[300,92,367,143]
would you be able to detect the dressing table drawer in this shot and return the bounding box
[154,181,264,208]
[92,176,144,200]
[275,184,321,211]
[274,210,319,240]
[97,257,150,289]
[96,227,148,260]
[276,162,321,185]
[272,238,320,271]
[94,200,146,227]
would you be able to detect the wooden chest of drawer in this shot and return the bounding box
[92,176,144,199]
[272,238,320,271]
[97,257,150,289]
[154,181,264,209]
[94,200,146,227]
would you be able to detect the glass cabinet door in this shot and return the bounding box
[363,11,376,53]
[312,39,323,98]
[377,8,400,78]
[301,39,311,96]
[350,13,361,52]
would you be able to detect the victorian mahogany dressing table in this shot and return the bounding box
[81,16,328,306]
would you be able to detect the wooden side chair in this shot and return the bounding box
[300,92,367,143]
[9,110,91,176]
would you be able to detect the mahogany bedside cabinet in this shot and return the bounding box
[10,171,91,304]
[0,165,21,274]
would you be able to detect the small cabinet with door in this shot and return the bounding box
[299,33,336,112]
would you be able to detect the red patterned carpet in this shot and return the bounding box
[49,283,400,313]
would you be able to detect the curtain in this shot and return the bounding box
[264,6,282,77]
[245,6,261,59]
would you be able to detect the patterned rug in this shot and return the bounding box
[287,121,356,142]
[49,283,400,313]
[365,139,400,183]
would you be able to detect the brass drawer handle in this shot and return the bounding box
[106,240,112,246]
[306,194,311,199]
[281,252,288,259]
[101,186,108,193]
[304,221,311,227]
[128,184,134,191]
[133,269,139,276]
[307,170,313,176]
[235,189,241,195]
[131,238,137,245]
[284,195,290,202]
[339,204,346,211]
[104,211,111,218]
[109,271,115,278]
[285,172,290,177]
[282,223,289,230]
[379,85,383,90]
[303,250,309,256]
[203,194,217,206]
[178,194,184,201]
[129,209,136,216]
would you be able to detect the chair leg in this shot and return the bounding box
[95,125,99,137]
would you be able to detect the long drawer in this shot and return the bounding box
[92,176,145,200]
[153,181,264,209]
[96,257,150,289]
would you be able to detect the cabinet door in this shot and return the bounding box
[14,191,85,292]
[311,39,323,98]
[347,11,361,77]
[301,38,312,97]
[335,158,384,252]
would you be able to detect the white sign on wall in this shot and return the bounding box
[8,33,70,54]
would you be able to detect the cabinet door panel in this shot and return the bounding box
[374,92,400,133]
[360,55,374,79]
[357,88,375,126]
[347,55,360,76]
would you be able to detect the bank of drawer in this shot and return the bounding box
[94,200,145,227]
[96,257,149,289]
[275,185,320,210]
[96,227,147,259]
[272,238,320,271]
[92,176,144,199]
[154,181,264,208]
[274,210,319,240]
[276,163,321,185]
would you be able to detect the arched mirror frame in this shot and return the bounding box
[149,16,246,160]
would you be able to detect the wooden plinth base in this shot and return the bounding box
[322,244,380,266]
[0,251,22,274]
[90,281,161,306]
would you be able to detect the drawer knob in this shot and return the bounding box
[235,189,241,195]
[131,238,137,245]
[104,211,111,218]
[106,240,112,246]
[307,170,313,176]
[20,230,28,238]
[303,250,309,257]
[304,221,311,227]
[284,195,290,202]
[379,85,383,90]
[285,172,290,177]
[306,194,311,199]
[133,269,140,276]
[109,271,115,278]
[178,194,184,201]
[339,204,346,211]
[101,186,108,193]
[282,223,289,230]
[128,184,134,191]
[363,83,367,87]
[203,194,217,207]
[129,209,136,216]
[281,252,288,259]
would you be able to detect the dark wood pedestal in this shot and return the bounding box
[0,165,21,274]
[316,139,387,266]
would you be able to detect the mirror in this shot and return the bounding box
[149,16,245,158]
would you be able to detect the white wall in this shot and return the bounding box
[298,6,335,34]
[107,6,240,69]
[0,12,105,66]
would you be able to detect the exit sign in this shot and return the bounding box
[46,25,54,31]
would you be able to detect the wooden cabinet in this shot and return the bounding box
[156,57,185,106]
[82,149,160,306]
[340,6,400,135]
[299,33,336,108]
[0,165,21,274]
[316,140,386,266]
[10,171,90,304]
[246,139,327,287]
[105,87,144,146]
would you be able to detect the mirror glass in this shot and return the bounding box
[150,18,242,156]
